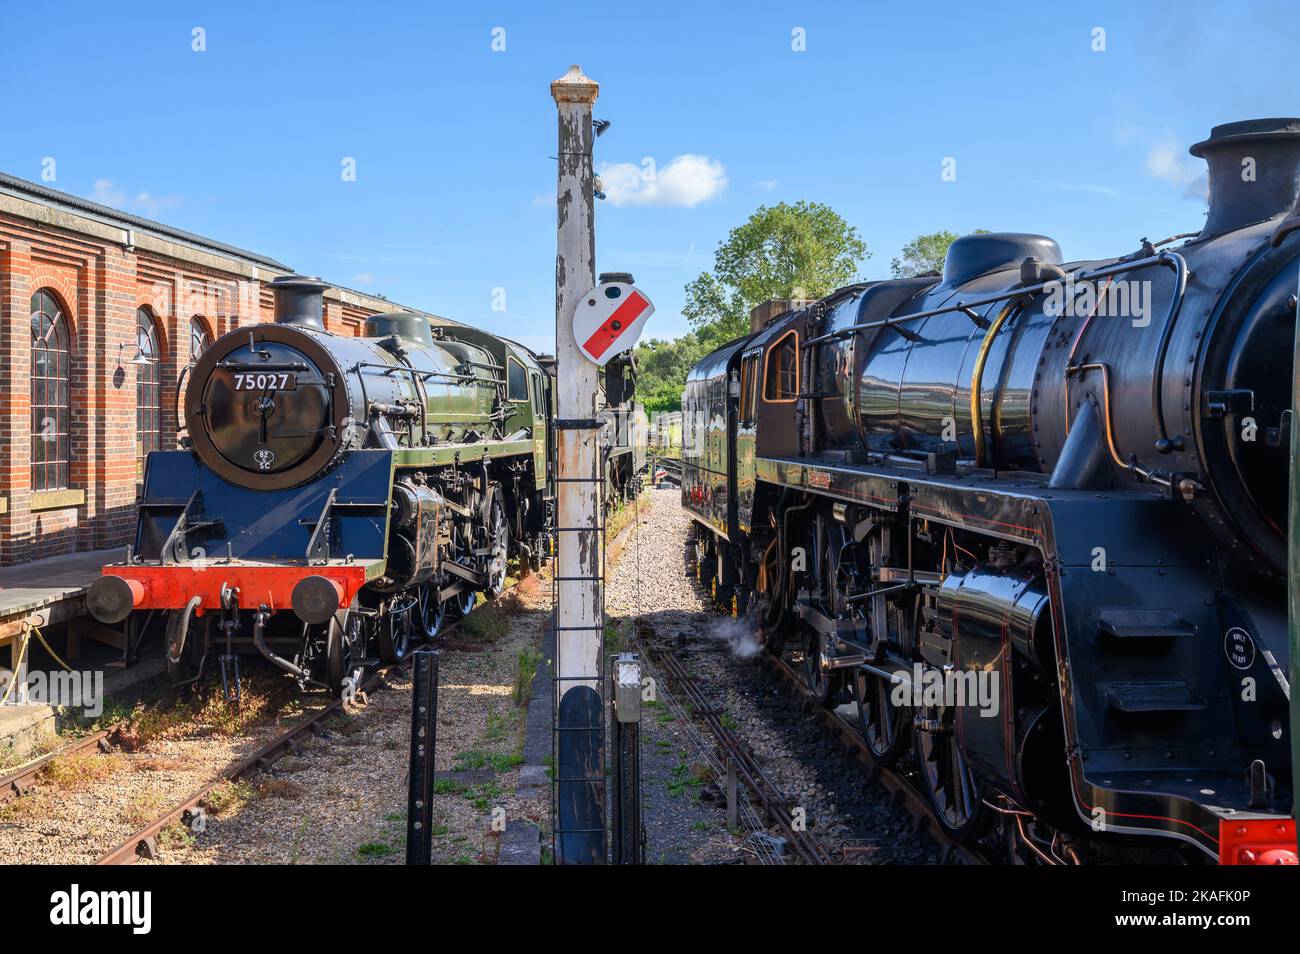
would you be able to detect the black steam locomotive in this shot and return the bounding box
[682,119,1300,864]
[88,276,644,699]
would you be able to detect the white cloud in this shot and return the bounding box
[350,272,374,286]
[532,192,556,208]
[754,179,777,191]
[90,178,126,208]
[133,191,182,217]
[88,179,183,218]
[597,154,728,208]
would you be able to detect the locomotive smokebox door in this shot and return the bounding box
[572,275,655,366]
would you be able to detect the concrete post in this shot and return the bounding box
[550,64,605,864]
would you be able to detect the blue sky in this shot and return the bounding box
[2,1,1297,354]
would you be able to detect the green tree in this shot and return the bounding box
[684,201,868,346]
[890,229,989,278]
[633,333,710,414]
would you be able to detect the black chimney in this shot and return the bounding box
[1189,118,1300,238]
[269,275,331,331]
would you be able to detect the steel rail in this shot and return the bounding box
[639,636,834,865]
[92,595,501,865]
[0,725,122,803]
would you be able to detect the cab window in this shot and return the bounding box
[763,331,799,403]
[531,374,545,415]
[507,357,528,402]
[739,354,760,424]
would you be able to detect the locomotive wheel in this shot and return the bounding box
[483,492,509,598]
[913,702,989,842]
[803,629,833,705]
[377,595,416,665]
[854,669,909,766]
[326,605,368,698]
[417,581,445,640]
[800,510,841,705]
[452,588,477,618]
[164,605,209,686]
[854,528,913,765]
[758,543,787,654]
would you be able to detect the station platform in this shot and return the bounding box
[0,547,126,663]
[0,547,169,758]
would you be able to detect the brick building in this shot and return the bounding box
[0,171,432,567]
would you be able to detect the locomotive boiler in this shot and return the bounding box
[683,118,1300,863]
[87,276,554,698]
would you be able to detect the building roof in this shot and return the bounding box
[0,170,473,329]
[0,171,290,270]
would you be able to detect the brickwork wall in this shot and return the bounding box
[0,205,401,566]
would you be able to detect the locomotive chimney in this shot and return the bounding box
[268,275,331,331]
[1189,118,1300,239]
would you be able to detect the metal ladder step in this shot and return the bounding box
[1105,680,1206,713]
[1097,608,1196,640]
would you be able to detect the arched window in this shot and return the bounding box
[136,307,161,477]
[190,316,210,363]
[31,290,71,491]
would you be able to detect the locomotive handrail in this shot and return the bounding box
[349,360,490,385]
[1147,252,1190,452]
[804,250,1189,346]
[215,360,311,371]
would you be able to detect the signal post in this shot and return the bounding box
[550,64,606,864]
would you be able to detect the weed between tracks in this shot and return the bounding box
[513,648,540,706]
[205,779,254,816]
[605,487,651,542]
[115,671,304,751]
[0,735,61,773]
[453,749,524,773]
[39,749,124,789]
[158,820,196,851]
[122,790,165,827]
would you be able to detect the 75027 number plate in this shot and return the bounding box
[232,372,297,391]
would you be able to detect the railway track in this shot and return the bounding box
[0,726,122,803]
[90,604,502,865]
[637,615,990,865]
[639,632,834,865]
